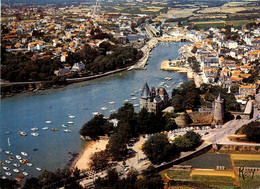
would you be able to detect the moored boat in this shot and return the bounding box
[133,104,139,107]
[13,163,20,168]
[42,127,49,130]
[31,132,39,137]
[69,115,76,119]
[30,127,39,131]
[19,131,27,136]
[21,152,28,156]
[3,166,10,171]
[8,157,14,160]
[1,176,7,179]
[51,128,58,131]
[13,169,19,173]
[27,163,32,167]
[109,109,116,113]
[14,178,21,182]
[16,155,21,160]
[45,121,52,124]
[101,107,107,111]
[36,167,42,171]
[109,101,115,104]
[23,171,28,176]
[61,124,68,128]
[5,172,11,176]
[63,129,71,133]
[5,160,10,164]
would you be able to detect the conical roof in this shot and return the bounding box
[141,83,151,99]
[217,93,221,101]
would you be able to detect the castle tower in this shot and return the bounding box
[140,83,151,110]
[213,94,224,124]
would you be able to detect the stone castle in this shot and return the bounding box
[140,83,169,112]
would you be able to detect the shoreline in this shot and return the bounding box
[70,140,93,170]
[71,139,109,171]
[0,66,130,99]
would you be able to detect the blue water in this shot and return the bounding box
[0,42,189,178]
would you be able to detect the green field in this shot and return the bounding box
[192,175,237,188]
[234,160,260,167]
[239,173,260,189]
[166,169,191,181]
[180,153,233,169]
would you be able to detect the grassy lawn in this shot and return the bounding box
[192,175,237,188]
[233,160,260,167]
[166,169,191,181]
[231,154,260,161]
[239,173,260,189]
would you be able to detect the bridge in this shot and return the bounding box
[144,23,160,38]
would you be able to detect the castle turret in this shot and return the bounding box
[140,83,151,110]
[213,94,224,124]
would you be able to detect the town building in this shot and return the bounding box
[140,83,169,112]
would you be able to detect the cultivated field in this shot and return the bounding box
[231,154,260,161]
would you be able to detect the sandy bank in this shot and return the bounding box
[160,60,187,72]
[72,139,109,170]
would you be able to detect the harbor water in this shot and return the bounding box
[0,42,189,178]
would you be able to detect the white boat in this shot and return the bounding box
[61,124,68,128]
[109,109,116,113]
[3,166,10,171]
[45,121,52,124]
[92,112,100,116]
[23,172,28,176]
[5,160,10,164]
[42,127,48,130]
[64,129,71,133]
[16,155,22,160]
[36,167,42,171]
[67,121,74,125]
[19,131,27,136]
[13,169,19,173]
[13,163,20,167]
[5,151,12,155]
[133,104,139,107]
[27,163,32,167]
[21,152,28,156]
[1,176,7,179]
[101,107,107,111]
[0,148,3,152]
[31,133,39,137]
[69,115,76,119]
[5,172,11,176]
[130,93,135,96]
[31,127,39,131]
[109,101,115,104]
[131,97,137,100]
[124,99,129,102]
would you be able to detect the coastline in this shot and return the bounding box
[71,139,109,171]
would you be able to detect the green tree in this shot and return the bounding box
[173,136,193,151]
[90,150,109,171]
[23,177,42,189]
[142,133,176,164]
[184,131,201,146]
[0,178,20,189]
[106,133,127,160]
[80,114,106,140]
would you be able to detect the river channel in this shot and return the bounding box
[0,42,189,178]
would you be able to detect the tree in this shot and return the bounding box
[79,115,106,140]
[90,150,109,171]
[172,81,200,112]
[0,178,20,189]
[136,165,164,189]
[106,133,127,160]
[137,108,151,134]
[184,131,201,146]
[23,177,42,189]
[173,136,193,151]
[142,133,176,164]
